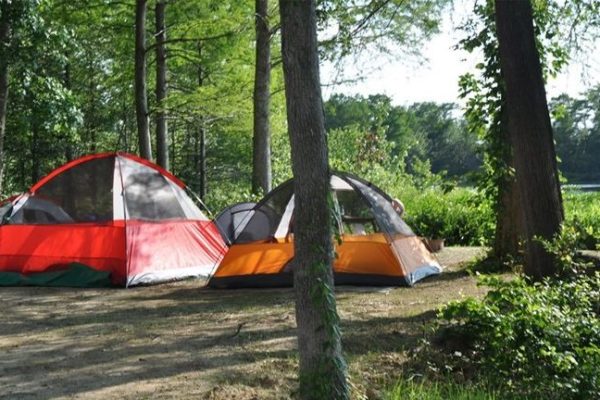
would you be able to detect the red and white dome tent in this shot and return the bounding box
[0,152,227,287]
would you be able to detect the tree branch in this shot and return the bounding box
[350,0,394,37]
[145,31,235,54]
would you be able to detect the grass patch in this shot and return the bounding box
[385,379,498,400]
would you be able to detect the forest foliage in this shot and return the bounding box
[1,1,598,205]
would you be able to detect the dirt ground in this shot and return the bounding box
[0,247,487,400]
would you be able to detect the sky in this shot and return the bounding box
[321,6,600,107]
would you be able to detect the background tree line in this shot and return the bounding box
[324,89,600,185]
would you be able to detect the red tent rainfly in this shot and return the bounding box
[0,152,226,287]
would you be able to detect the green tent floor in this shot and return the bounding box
[0,263,113,287]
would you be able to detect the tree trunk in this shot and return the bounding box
[63,61,75,163]
[31,111,40,184]
[0,3,11,195]
[198,124,206,199]
[279,1,349,399]
[155,0,169,170]
[495,0,564,279]
[494,174,522,258]
[84,52,98,153]
[493,107,522,259]
[197,43,206,199]
[252,0,272,194]
[135,0,152,160]
[0,50,8,196]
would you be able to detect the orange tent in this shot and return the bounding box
[210,172,441,288]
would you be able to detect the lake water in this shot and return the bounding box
[564,184,600,192]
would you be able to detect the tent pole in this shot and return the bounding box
[116,155,130,288]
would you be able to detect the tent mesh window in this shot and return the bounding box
[236,182,294,243]
[12,158,115,224]
[0,202,12,223]
[347,177,414,237]
[123,168,186,220]
[336,189,381,235]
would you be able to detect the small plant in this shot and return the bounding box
[385,379,498,400]
[537,223,597,278]
[466,252,522,275]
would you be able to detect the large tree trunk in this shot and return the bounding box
[279,1,349,399]
[493,107,522,259]
[494,174,522,258]
[0,2,11,195]
[155,0,169,170]
[495,0,563,279]
[135,0,152,160]
[252,0,272,194]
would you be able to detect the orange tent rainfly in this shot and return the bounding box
[210,172,442,288]
[0,152,226,287]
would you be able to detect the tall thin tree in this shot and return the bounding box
[252,0,272,194]
[279,0,349,398]
[0,1,11,194]
[495,0,563,279]
[196,42,206,199]
[155,0,168,169]
[135,0,152,160]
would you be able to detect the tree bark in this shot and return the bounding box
[495,0,564,279]
[198,124,206,199]
[494,173,522,258]
[31,109,40,184]
[252,0,272,194]
[155,0,169,170]
[197,43,206,199]
[63,61,75,163]
[0,2,11,195]
[279,1,349,399]
[493,107,522,259]
[135,0,152,160]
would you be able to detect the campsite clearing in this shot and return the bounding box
[0,247,487,400]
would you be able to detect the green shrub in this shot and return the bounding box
[398,186,600,248]
[203,182,260,216]
[563,191,600,250]
[201,167,600,250]
[438,273,600,400]
[538,223,598,278]
[401,188,494,246]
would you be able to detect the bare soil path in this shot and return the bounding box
[0,247,486,400]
